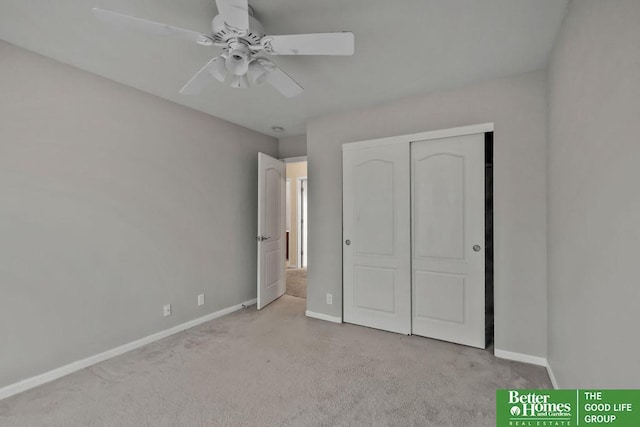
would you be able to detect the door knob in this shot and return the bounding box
[256,236,271,242]
[473,245,481,252]
[345,239,351,246]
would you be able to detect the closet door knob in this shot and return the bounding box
[473,245,481,252]
[345,239,351,246]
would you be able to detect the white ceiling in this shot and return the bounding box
[0,0,567,137]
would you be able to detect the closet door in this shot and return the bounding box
[411,133,485,348]
[343,143,411,334]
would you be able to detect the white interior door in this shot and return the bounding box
[411,133,486,348]
[257,153,286,310]
[343,143,411,334]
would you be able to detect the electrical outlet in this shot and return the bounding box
[326,293,333,305]
[163,304,171,317]
[197,294,205,306]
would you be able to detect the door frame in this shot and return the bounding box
[282,156,308,164]
[281,156,308,269]
[285,178,291,265]
[342,124,494,152]
[297,176,308,268]
[341,122,494,332]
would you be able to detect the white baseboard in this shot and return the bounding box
[494,348,548,367]
[545,361,559,389]
[494,349,561,389]
[305,310,342,324]
[241,298,257,307]
[0,298,257,401]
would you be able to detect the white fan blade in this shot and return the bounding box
[262,61,304,98]
[92,8,211,45]
[215,0,249,32]
[262,32,354,56]
[179,56,226,95]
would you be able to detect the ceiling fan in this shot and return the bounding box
[92,0,355,97]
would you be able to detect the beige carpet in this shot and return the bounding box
[285,268,306,298]
[0,296,551,426]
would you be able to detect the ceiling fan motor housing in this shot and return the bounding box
[211,13,264,47]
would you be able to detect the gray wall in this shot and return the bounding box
[307,70,548,357]
[278,135,307,159]
[547,0,640,387]
[0,41,277,388]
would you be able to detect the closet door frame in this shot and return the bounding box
[342,124,493,152]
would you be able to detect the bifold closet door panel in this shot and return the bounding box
[343,143,411,334]
[411,133,486,348]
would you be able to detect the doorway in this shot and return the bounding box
[284,159,308,299]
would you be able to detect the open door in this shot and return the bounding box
[257,153,286,309]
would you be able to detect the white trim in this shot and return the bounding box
[0,298,257,401]
[297,176,308,268]
[241,298,257,308]
[281,156,307,163]
[546,361,560,389]
[494,349,558,389]
[285,177,292,232]
[305,310,342,324]
[494,348,547,367]
[342,123,494,151]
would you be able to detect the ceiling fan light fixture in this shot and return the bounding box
[225,54,249,76]
[209,56,228,82]
[247,59,269,85]
[225,43,251,76]
[230,75,249,89]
